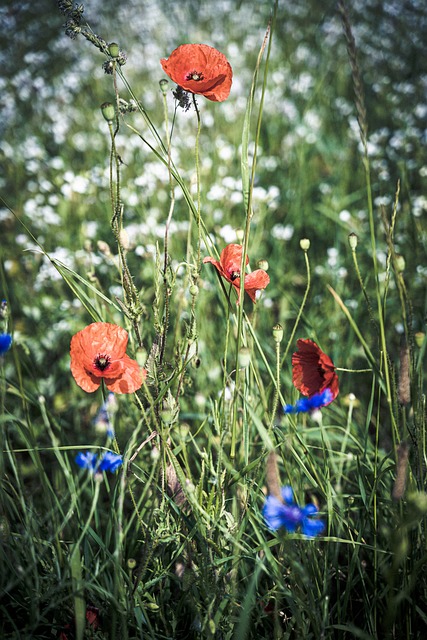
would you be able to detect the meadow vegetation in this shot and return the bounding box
[1,0,427,638]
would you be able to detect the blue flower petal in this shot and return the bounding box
[283,388,334,414]
[75,451,97,470]
[302,516,325,537]
[0,333,12,355]
[263,495,302,532]
[281,485,295,504]
[263,486,325,538]
[75,450,122,474]
[98,451,123,473]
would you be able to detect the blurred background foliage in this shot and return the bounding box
[1,0,426,441]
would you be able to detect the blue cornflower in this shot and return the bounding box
[283,388,333,414]
[75,451,123,474]
[263,485,325,537]
[98,451,123,473]
[0,333,12,356]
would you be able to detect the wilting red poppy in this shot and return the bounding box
[203,243,270,303]
[70,323,146,394]
[160,44,232,102]
[291,339,339,404]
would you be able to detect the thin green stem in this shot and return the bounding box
[192,94,202,270]
[281,248,311,366]
[268,338,281,431]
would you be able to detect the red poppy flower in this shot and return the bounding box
[70,323,146,394]
[160,44,232,102]
[203,243,270,303]
[291,339,339,404]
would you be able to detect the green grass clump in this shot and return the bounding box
[1,0,427,638]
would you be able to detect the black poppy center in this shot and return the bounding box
[186,70,204,82]
[94,353,111,371]
[230,271,240,281]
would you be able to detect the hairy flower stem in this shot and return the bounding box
[350,244,377,329]
[231,19,273,460]
[159,91,175,366]
[268,338,281,432]
[281,248,311,366]
[192,94,202,271]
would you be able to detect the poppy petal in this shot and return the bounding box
[105,356,146,394]
[161,44,232,102]
[202,256,225,278]
[70,361,101,392]
[220,244,249,276]
[244,270,270,302]
[292,339,339,403]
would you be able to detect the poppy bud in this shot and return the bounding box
[161,409,174,424]
[119,229,130,250]
[189,284,199,296]
[348,232,358,251]
[299,238,310,252]
[108,42,120,58]
[127,558,137,570]
[272,324,284,343]
[159,79,169,95]
[238,347,251,369]
[97,240,111,256]
[395,254,405,273]
[101,102,115,123]
[415,332,425,348]
[257,259,269,271]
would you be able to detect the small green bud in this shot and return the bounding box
[272,324,284,343]
[257,259,269,271]
[189,284,199,296]
[415,332,425,348]
[300,238,310,251]
[108,42,120,58]
[395,254,405,272]
[238,347,251,369]
[127,558,137,570]
[160,409,173,425]
[100,102,115,123]
[348,232,358,251]
[159,79,169,94]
